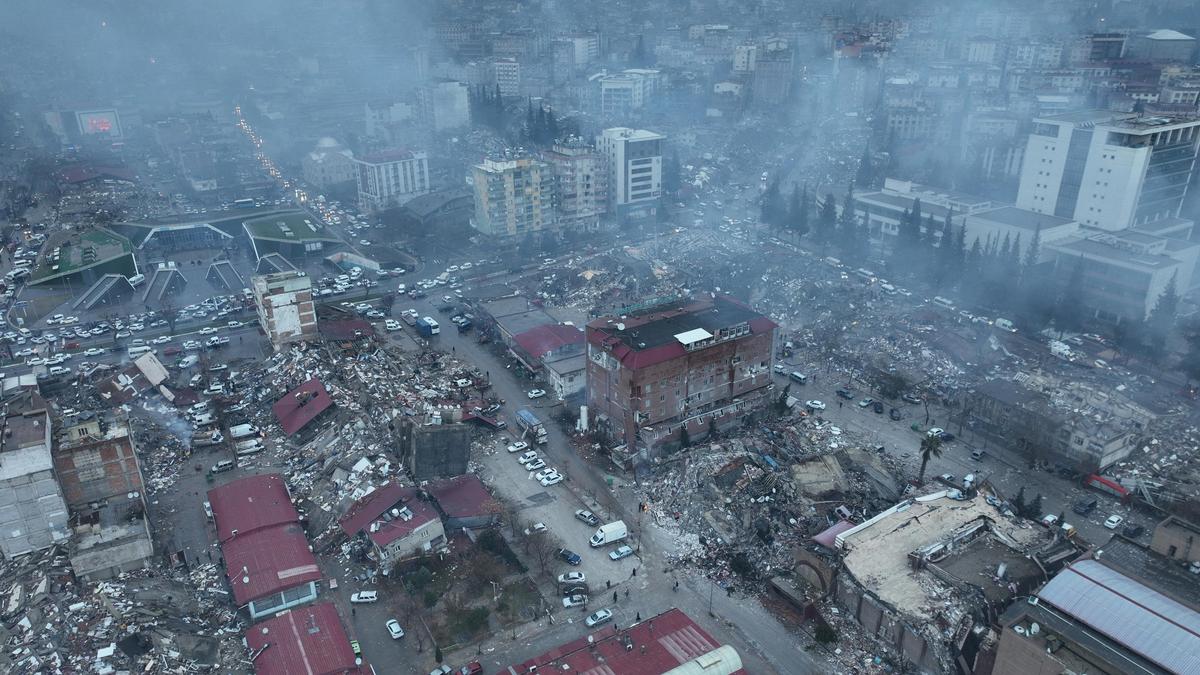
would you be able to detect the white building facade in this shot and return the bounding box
[597,127,665,226]
[354,150,431,212]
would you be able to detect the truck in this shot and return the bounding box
[235,439,265,456]
[416,316,440,337]
[401,309,419,326]
[1083,473,1132,503]
[192,430,224,447]
[589,520,628,547]
[229,423,259,440]
[515,408,548,444]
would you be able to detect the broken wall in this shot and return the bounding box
[835,575,943,674]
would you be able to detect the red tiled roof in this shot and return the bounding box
[339,482,439,548]
[207,474,297,543]
[427,474,495,519]
[512,324,584,360]
[245,602,365,675]
[273,378,334,436]
[222,522,321,606]
[504,608,745,675]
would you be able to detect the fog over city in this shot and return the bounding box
[1,1,1200,674]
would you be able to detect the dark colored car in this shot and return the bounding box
[1073,498,1097,516]
[939,432,955,442]
[871,401,884,414]
[836,388,855,400]
[889,408,902,420]
[557,548,582,566]
[1122,524,1145,538]
[902,393,923,404]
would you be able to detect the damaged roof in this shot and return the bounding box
[426,474,495,518]
[245,602,366,675]
[586,294,776,370]
[513,324,584,360]
[338,481,439,548]
[273,378,334,436]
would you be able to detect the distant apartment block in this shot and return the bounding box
[301,138,355,189]
[597,127,664,226]
[470,156,555,237]
[354,149,431,212]
[544,140,607,232]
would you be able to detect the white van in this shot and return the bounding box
[178,355,199,369]
[191,413,216,427]
[235,440,265,456]
[128,345,153,357]
[127,273,146,287]
[230,423,259,440]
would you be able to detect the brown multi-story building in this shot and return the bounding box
[585,295,777,454]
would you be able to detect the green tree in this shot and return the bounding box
[1146,272,1179,352]
[435,646,443,663]
[1029,493,1044,518]
[854,145,875,188]
[917,434,943,484]
[817,193,837,249]
[679,426,691,448]
[1012,486,1027,517]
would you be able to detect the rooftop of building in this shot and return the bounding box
[1037,558,1200,673]
[356,149,424,164]
[243,212,340,243]
[221,521,321,606]
[400,186,473,218]
[245,603,366,675]
[55,411,131,448]
[1131,216,1194,237]
[1000,603,1169,675]
[30,228,134,283]
[1053,236,1180,272]
[513,323,585,360]
[0,407,51,481]
[545,353,586,377]
[504,608,745,675]
[1153,514,1200,542]
[1144,29,1195,41]
[207,473,297,544]
[339,481,439,548]
[1093,536,1200,610]
[599,127,666,141]
[426,474,495,519]
[837,493,1041,621]
[586,295,776,370]
[970,206,1076,231]
[273,378,334,437]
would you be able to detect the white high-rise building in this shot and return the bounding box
[354,150,431,212]
[1016,111,1200,232]
[597,127,664,226]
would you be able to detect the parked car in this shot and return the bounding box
[539,472,564,486]
[1122,524,1145,538]
[506,441,529,453]
[1104,514,1125,530]
[527,388,546,399]
[575,510,601,527]
[386,619,405,639]
[562,594,588,608]
[350,591,378,603]
[858,397,874,408]
[609,545,634,561]
[558,572,586,585]
[524,522,547,535]
[835,388,855,400]
[523,458,546,471]
[585,608,614,627]
[805,400,826,411]
[557,548,582,566]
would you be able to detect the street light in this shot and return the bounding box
[490,580,501,603]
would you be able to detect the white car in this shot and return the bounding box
[150,336,171,345]
[927,427,945,438]
[527,388,546,399]
[517,451,538,464]
[562,594,588,608]
[1104,514,1124,530]
[585,608,613,627]
[523,458,546,471]
[350,591,378,604]
[183,340,202,351]
[557,572,586,585]
[539,472,564,486]
[385,319,402,331]
[805,400,826,411]
[506,441,529,453]
[534,468,558,482]
[386,619,405,639]
[26,357,45,366]
[198,327,218,335]
[609,545,634,561]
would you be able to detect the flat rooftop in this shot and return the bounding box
[31,228,133,282]
[972,206,1076,230]
[1093,536,1200,609]
[1053,237,1179,271]
[243,212,340,243]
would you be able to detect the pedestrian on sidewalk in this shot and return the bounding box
[613,591,618,603]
